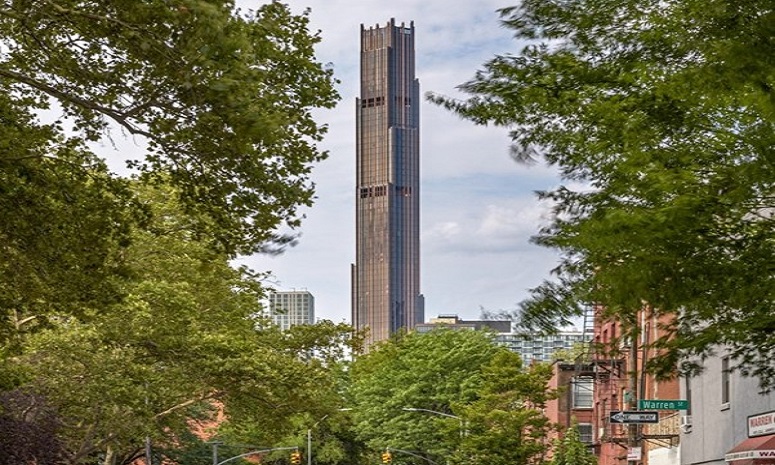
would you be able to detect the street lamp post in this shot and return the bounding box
[307,416,328,465]
[402,407,465,438]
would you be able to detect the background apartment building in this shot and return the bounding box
[416,314,589,363]
[268,290,315,331]
[499,330,591,365]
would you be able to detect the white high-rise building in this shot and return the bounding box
[416,315,590,364]
[497,330,590,365]
[268,290,314,330]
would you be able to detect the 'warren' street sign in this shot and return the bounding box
[610,411,660,424]
[638,399,689,410]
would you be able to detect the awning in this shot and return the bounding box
[726,434,775,462]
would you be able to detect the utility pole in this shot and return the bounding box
[628,322,640,465]
[145,437,153,465]
[210,441,222,465]
[307,427,314,465]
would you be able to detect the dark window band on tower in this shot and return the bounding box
[359,185,389,198]
[360,96,385,108]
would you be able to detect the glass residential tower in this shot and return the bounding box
[352,19,424,348]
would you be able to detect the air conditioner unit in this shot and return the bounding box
[680,415,693,432]
[619,337,631,350]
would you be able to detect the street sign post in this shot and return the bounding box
[609,411,660,424]
[638,399,689,410]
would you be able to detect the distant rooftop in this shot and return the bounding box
[417,314,512,333]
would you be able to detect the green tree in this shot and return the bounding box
[1,1,347,462]
[259,407,368,465]
[0,0,340,363]
[348,330,553,465]
[430,0,775,386]
[5,185,357,465]
[452,351,554,465]
[349,330,501,461]
[0,0,339,257]
[550,421,596,465]
[0,95,139,358]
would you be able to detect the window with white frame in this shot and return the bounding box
[578,423,594,444]
[572,377,594,409]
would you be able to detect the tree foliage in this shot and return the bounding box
[0,93,138,354]
[0,0,339,257]
[348,330,553,465]
[2,184,358,465]
[348,330,501,460]
[549,421,596,465]
[0,0,341,358]
[452,351,554,465]
[0,1,350,462]
[430,0,775,385]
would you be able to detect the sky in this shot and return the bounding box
[232,0,565,325]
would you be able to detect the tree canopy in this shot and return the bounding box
[348,330,553,465]
[2,184,359,465]
[0,0,339,257]
[0,183,352,464]
[1,0,342,355]
[0,1,351,462]
[430,0,775,385]
[451,351,554,465]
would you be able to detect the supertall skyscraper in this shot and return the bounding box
[352,19,424,348]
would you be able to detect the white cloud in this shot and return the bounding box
[477,203,542,240]
[426,221,462,241]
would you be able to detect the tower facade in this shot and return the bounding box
[268,290,314,331]
[352,19,423,348]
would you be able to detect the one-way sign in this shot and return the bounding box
[609,411,659,424]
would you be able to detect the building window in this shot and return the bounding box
[721,356,731,407]
[578,423,594,444]
[572,377,594,409]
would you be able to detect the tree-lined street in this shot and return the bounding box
[1,0,772,464]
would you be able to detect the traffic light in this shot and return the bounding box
[291,451,302,465]
[381,451,392,464]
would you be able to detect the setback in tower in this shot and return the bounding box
[352,19,424,348]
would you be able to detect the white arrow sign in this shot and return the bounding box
[609,411,659,424]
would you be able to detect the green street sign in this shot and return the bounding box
[638,399,689,410]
